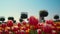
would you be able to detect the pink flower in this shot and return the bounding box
[7,20,13,27]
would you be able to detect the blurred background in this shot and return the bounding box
[0,0,60,22]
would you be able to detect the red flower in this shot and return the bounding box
[12,27,19,31]
[29,16,38,26]
[26,32,29,34]
[37,23,43,29]
[46,20,54,25]
[51,26,57,30]
[18,23,21,27]
[22,21,26,25]
[7,20,13,27]
[1,23,6,28]
[42,24,52,33]
[20,30,25,34]
[37,29,42,34]
[22,27,27,31]
[57,27,60,31]
[17,31,21,34]
[0,32,2,34]
[4,30,9,34]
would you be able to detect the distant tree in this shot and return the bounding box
[54,15,59,21]
[39,10,48,22]
[13,20,16,23]
[0,22,2,24]
[0,17,5,23]
[8,17,14,21]
[21,12,28,19]
[19,18,23,22]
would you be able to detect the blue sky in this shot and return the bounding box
[0,0,60,22]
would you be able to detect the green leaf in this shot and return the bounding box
[34,30,38,34]
[29,30,35,34]
[42,31,45,34]
[29,30,38,34]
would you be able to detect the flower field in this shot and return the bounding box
[0,16,60,34]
